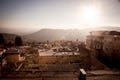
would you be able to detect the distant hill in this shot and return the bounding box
[25,29,86,41]
[24,26,120,41]
[0,33,18,42]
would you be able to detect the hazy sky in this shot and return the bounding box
[0,0,120,34]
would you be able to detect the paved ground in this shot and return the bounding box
[87,75,120,80]
[87,70,120,75]
[87,70,120,80]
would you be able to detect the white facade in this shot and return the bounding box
[86,31,120,54]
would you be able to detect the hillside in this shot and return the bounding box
[0,33,18,42]
[24,26,120,41]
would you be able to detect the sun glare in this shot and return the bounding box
[78,6,101,26]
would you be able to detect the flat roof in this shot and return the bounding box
[38,49,79,56]
[3,49,20,55]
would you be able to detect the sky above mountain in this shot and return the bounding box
[0,0,120,34]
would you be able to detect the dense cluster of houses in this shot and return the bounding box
[0,30,120,77]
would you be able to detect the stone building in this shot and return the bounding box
[2,49,25,64]
[86,31,120,69]
[86,31,120,53]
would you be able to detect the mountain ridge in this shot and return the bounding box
[24,26,120,41]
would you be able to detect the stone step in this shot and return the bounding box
[2,71,79,78]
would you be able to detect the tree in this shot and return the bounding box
[0,34,5,45]
[15,36,23,46]
[7,41,14,47]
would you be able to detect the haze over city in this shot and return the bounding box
[0,0,120,80]
[0,0,120,34]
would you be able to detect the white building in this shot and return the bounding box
[86,31,120,55]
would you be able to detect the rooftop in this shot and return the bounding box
[38,49,79,56]
[3,49,20,55]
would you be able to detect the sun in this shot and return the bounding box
[78,6,100,26]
